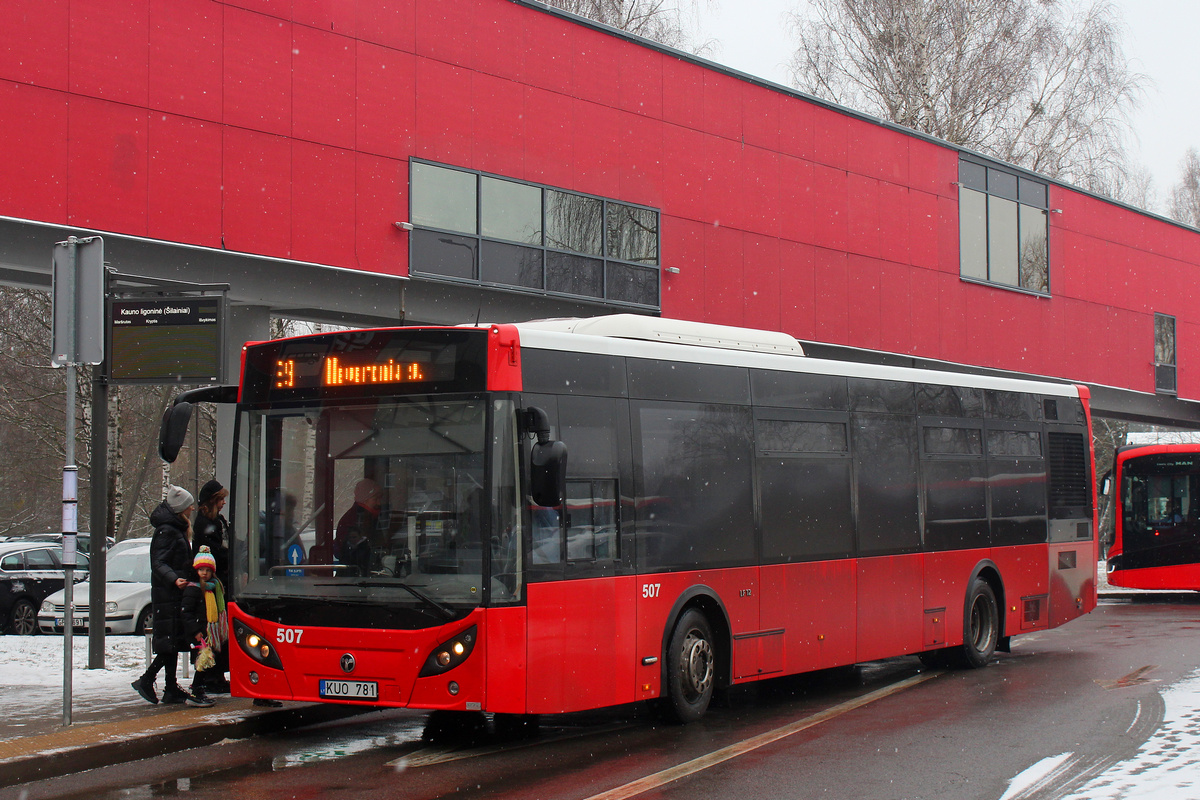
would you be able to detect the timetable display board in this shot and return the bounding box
[107,296,225,384]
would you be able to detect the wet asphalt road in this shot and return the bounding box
[11,597,1200,800]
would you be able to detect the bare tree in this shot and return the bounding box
[1168,147,1200,228]
[1091,416,1128,557]
[786,0,1144,191]
[539,0,717,54]
[0,286,211,541]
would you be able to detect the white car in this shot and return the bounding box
[107,537,153,557]
[38,543,152,635]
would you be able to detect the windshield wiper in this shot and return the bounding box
[316,580,456,621]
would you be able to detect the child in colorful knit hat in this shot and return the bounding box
[180,546,227,707]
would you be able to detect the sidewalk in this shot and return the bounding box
[0,636,372,790]
[0,696,368,789]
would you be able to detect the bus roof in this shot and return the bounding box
[513,314,806,356]
[1125,431,1200,446]
[509,316,1080,399]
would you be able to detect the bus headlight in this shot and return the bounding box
[419,626,477,677]
[234,620,284,670]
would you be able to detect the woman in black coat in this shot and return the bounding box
[192,479,230,587]
[131,485,199,705]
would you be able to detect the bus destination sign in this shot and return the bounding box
[274,356,432,389]
[241,329,488,403]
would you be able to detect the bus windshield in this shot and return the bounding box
[1120,453,1200,568]
[231,396,522,627]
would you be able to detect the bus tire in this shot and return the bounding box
[958,578,999,669]
[663,608,715,724]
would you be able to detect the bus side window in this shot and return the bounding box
[566,478,618,561]
[531,505,562,564]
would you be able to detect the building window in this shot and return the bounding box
[408,160,661,310]
[959,158,1049,294]
[1155,313,1177,395]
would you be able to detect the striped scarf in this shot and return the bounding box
[200,579,228,651]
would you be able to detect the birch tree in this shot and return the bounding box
[540,0,716,54]
[786,0,1144,192]
[1168,148,1200,228]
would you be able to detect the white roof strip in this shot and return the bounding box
[515,314,806,355]
[511,316,1078,399]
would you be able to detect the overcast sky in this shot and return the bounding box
[694,1,1200,210]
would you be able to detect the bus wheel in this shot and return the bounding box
[958,578,999,669]
[663,609,715,723]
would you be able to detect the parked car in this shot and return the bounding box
[38,542,152,635]
[107,537,152,557]
[0,541,89,635]
[20,532,116,556]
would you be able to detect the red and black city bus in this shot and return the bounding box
[161,314,1097,722]
[1107,437,1200,591]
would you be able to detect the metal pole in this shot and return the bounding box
[88,363,108,669]
[63,397,76,727]
[62,237,77,728]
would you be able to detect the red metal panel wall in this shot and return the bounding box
[1,0,1198,399]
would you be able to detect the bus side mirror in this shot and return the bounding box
[1100,471,1112,497]
[159,401,193,464]
[531,440,568,508]
[522,406,567,507]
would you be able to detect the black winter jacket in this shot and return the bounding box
[149,502,193,654]
[192,512,230,586]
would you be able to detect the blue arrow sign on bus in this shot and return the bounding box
[285,543,304,577]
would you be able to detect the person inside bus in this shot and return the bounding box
[336,524,372,575]
[261,489,298,570]
[335,478,382,558]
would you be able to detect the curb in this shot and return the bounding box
[0,703,375,789]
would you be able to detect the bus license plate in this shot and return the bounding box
[319,679,378,700]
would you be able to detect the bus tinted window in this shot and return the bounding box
[759,459,854,562]
[634,402,754,571]
[989,458,1048,545]
[922,459,989,550]
[916,384,984,417]
[522,349,627,397]
[849,379,914,414]
[853,413,920,554]
[986,390,1042,421]
[750,370,847,410]
[923,426,983,456]
[628,359,750,405]
[757,419,847,454]
[988,429,1042,457]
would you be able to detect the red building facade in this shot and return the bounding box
[1,0,1198,418]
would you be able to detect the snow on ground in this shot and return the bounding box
[0,633,160,740]
[1059,670,1200,800]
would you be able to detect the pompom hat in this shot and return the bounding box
[193,546,217,571]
